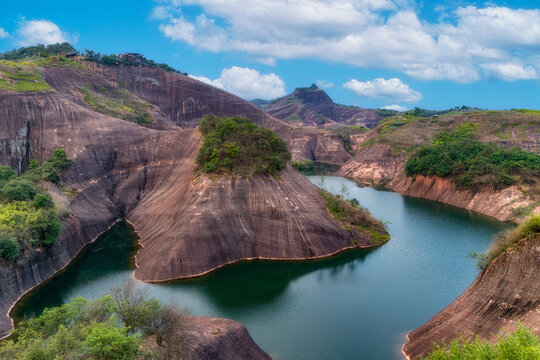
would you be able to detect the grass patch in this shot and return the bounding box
[0,59,51,92]
[318,189,388,245]
[78,85,154,125]
[471,214,540,270]
[196,115,291,177]
[422,324,539,360]
[512,108,540,114]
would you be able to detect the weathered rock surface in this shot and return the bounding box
[403,236,540,359]
[84,62,352,165]
[0,64,374,338]
[263,84,381,129]
[339,144,540,221]
[183,316,271,360]
[132,167,362,281]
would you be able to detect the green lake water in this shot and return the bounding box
[11,176,510,360]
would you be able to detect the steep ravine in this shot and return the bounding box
[403,236,540,359]
[338,144,539,221]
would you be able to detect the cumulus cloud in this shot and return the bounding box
[0,28,8,39]
[381,104,408,111]
[343,78,422,103]
[481,63,538,81]
[154,1,540,82]
[189,66,286,99]
[16,20,73,46]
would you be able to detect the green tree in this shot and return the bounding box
[33,193,54,208]
[0,166,15,181]
[0,234,20,259]
[82,321,141,360]
[0,179,36,201]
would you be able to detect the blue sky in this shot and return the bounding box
[0,0,539,110]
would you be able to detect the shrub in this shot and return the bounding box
[0,234,19,259]
[0,166,15,181]
[196,115,291,176]
[33,192,54,208]
[473,214,540,270]
[318,189,389,245]
[1,280,190,359]
[0,150,71,257]
[0,179,36,201]
[422,324,540,360]
[406,127,540,190]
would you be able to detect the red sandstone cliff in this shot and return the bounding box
[0,63,374,339]
[338,144,539,221]
[403,236,540,359]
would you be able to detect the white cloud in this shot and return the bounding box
[16,20,73,46]
[343,78,422,103]
[316,79,334,88]
[0,28,8,39]
[154,1,540,82]
[481,63,538,81]
[189,66,286,99]
[150,6,171,20]
[381,104,408,111]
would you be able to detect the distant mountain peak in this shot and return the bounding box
[262,83,382,128]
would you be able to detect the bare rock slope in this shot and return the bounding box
[183,317,271,360]
[0,63,375,338]
[403,236,540,359]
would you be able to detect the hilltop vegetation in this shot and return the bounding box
[0,43,77,60]
[406,124,540,190]
[0,149,71,259]
[358,109,540,193]
[0,43,184,76]
[422,324,539,360]
[375,106,483,118]
[0,280,189,360]
[196,115,291,177]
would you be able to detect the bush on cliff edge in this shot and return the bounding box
[196,115,291,177]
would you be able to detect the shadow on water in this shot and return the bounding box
[11,221,140,323]
[12,219,380,321]
[160,248,376,310]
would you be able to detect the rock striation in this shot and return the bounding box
[183,316,271,360]
[403,236,540,359]
[0,63,377,338]
[339,144,539,221]
[84,62,352,165]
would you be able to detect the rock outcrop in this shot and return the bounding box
[183,316,271,360]
[0,63,376,338]
[263,84,381,129]
[403,236,540,359]
[338,144,540,221]
[84,62,352,165]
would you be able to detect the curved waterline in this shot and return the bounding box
[11,176,510,360]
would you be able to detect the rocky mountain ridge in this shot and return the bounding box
[257,84,382,129]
